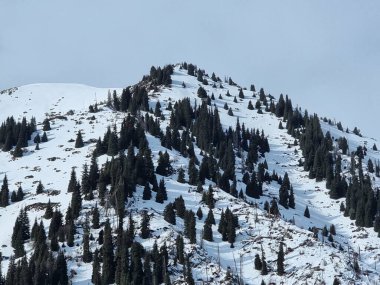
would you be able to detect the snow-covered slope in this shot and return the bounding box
[0,65,379,285]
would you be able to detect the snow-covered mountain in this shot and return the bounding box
[0,64,379,285]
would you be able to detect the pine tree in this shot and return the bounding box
[203,221,213,242]
[42,118,51,131]
[0,175,9,207]
[41,131,48,142]
[140,211,150,239]
[143,183,152,200]
[102,220,115,284]
[164,203,176,225]
[196,207,203,220]
[74,130,84,148]
[277,243,285,275]
[92,249,102,285]
[92,203,100,229]
[228,108,234,116]
[184,210,196,244]
[188,158,199,186]
[174,195,186,218]
[175,235,185,264]
[82,229,92,263]
[36,181,44,195]
[67,168,77,193]
[44,199,53,219]
[254,254,262,270]
[205,209,215,225]
[248,100,254,110]
[304,205,310,218]
[177,167,185,183]
[53,251,68,285]
[155,178,167,203]
[71,182,82,219]
[185,255,195,285]
[261,249,268,275]
[238,89,244,99]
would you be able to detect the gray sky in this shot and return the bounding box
[1,1,380,141]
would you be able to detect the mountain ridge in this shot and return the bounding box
[0,63,379,285]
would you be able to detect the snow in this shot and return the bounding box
[0,65,379,284]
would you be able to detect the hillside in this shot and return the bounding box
[0,63,379,285]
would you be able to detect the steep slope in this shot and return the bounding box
[0,64,379,285]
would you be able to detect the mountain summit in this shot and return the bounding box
[0,63,378,285]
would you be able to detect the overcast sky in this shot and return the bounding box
[1,1,380,140]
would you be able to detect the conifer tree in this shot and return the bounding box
[304,205,310,218]
[184,210,196,244]
[205,209,215,225]
[92,249,102,285]
[175,235,185,264]
[0,175,9,207]
[203,221,213,242]
[254,254,262,270]
[41,131,48,142]
[53,251,68,285]
[88,206,98,232]
[277,242,285,275]
[67,168,77,193]
[42,118,51,131]
[261,249,268,275]
[164,203,176,225]
[185,255,195,285]
[177,167,185,183]
[102,220,115,284]
[75,130,84,148]
[140,211,150,239]
[44,199,53,219]
[36,180,44,195]
[196,207,203,220]
[188,158,199,186]
[174,195,186,218]
[82,229,92,263]
[143,183,152,200]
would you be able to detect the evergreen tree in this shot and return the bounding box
[36,181,44,194]
[185,255,195,285]
[175,235,185,264]
[82,229,92,263]
[205,209,215,225]
[277,243,285,275]
[42,118,51,131]
[177,167,185,183]
[164,203,176,225]
[155,178,167,203]
[254,254,262,270]
[174,195,186,218]
[203,221,213,242]
[53,251,68,285]
[188,158,199,186]
[184,210,196,244]
[304,205,310,218]
[74,130,84,148]
[92,203,100,229]
[44,199,53,219]
[92,249,101,285]
[41,131,48,142]
[196,207,203,220]
[67,168,77,193]
[261,249,268,275]
[0,175,9,207]
[140,211,150,239]
[142,183,152,200]
[102,220,115,284]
